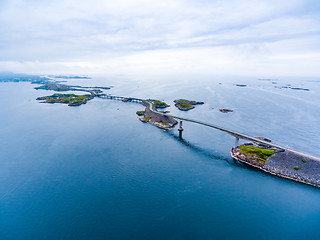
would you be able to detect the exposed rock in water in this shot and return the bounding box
[219,109,233,113]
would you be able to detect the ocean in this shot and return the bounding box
[1,74,320,239]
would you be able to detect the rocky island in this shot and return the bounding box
[232,143,320,188]
[219,109,233,113]
[174,99,204,111]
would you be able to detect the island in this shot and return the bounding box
[37,94,94,106]
[150,99,170,108]
[31,80,112,106]
[174,99,204,111]
[34,83,71,91]
[136,100,177,129]
[231,143,320,188]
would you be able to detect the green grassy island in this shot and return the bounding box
[37,94,93,106]
[150,99,170,108]
[174,99,204,111]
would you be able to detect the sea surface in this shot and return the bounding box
[1,74,320,239]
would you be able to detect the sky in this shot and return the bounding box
[0,0,319,76]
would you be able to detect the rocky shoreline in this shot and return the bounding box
[231,145,320,188]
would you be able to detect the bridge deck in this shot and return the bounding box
[164,114,320,161]
[165,114,285,149]
[99,95,320,160]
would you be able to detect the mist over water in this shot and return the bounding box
[1,74,320,239]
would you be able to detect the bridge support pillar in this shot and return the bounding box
[235,137,239,147]
[178,121,183,139]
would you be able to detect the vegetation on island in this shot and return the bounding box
[238,145,275,163]
[136,111,146,116]
[174,99,204,111]
[150,99,169,108]
[158,121,168,125]
[36,94,93,106]
[177,102,194,110]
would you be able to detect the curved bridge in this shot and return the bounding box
[145,101,320,160]
[165,114,286,149]
[100,94,320,160]
[142,101,285,150]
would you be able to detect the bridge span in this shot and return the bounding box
[166,114,286,149]
[144,101,320,160]
[99,94,320,160]
[143,101,285,149]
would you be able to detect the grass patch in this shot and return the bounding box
[238,145,275,161]
[150,99,169,108]
[177,99,190,103]
[178,103,192,108]
[144,117,152,121]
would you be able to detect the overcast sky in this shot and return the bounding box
[0,0,319,76]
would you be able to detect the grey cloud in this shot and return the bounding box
[0,0,319,76]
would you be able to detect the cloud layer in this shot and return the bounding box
[0,0,319,76]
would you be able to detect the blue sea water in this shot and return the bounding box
[1,74,320,239]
